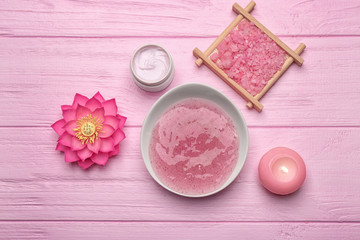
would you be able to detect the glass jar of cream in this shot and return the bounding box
[130,44,174,92]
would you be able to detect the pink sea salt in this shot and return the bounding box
[210,19,287,96]
[149,98,239,195]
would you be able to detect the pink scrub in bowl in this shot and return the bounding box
[258,147,306,195]
[149,98,239,196]
[141,83,249,197]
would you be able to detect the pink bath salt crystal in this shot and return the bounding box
[219,51,233,69]
[230,30,244,44]
[221,59,233,69]
[214,19,286,96]
[217,41,228,55]
[210,52,219,62]
[229,43,239,52]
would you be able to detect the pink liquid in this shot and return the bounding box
[149,98,239,195]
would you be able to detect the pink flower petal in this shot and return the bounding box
[103,99,117,116]
[92,108,105,122]
[98,124,115,138]
[61,105,73,111]
[85,97,102,112]
[77,147,93,161]
[112,129,126,145]
[100,137,115,153]
[93,92,105,103]
[56,143,67,152]
[87,138,102,154]
[54,92,127,170]
[104,116,119,130]
[62,109,76,122]
[58,132,73,147]
[117,115,127,129]
[91,152,109,165]
[63,120,77,136]
[71,137,86,151]
[76,105,92,120]
[64,148,80,162]
[51,119,66,135]
[72,93,89,108]
[78,159,94,169]
[109,145,119,157]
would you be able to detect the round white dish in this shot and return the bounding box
[141,83,249,197]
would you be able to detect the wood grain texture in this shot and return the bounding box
[0,127,359,221]
[0,222,360,240]
[0,0,359,37]
[1,0,360,238]
[1,37,360,127]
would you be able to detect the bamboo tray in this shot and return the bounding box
[193,1,305,112]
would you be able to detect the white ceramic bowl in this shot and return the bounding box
[141,83,249,197]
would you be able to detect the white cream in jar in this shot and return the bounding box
[130,44,174,92]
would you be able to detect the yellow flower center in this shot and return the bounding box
[74,114,103,144]
[81,122,95,137]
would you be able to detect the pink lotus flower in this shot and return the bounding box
[51,92,126,169]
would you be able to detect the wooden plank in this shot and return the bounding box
[0,0,359,237]
[0,222,360,240]
[0,127,359,221]
[0,37,359,127]
[233,3,304,66]
[0,0,359,37]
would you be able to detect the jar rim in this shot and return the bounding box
[130,44,173,86]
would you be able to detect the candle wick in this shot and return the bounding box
[280,166,289,173]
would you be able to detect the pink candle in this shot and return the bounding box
[258,147,306,195]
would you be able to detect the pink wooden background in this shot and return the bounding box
[1,0,360,239]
